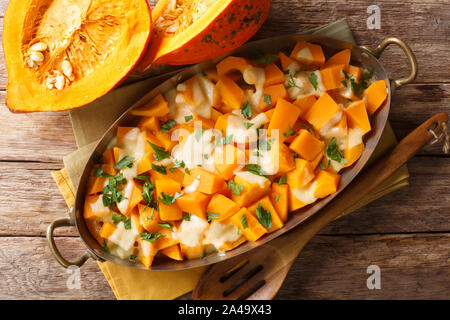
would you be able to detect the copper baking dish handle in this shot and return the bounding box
[47,207,96,268]
[360,36,418,92]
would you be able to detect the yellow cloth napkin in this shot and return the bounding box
[52,19,409,300]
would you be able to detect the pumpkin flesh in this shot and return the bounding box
[138,0,271,70]
[4,0,152,112]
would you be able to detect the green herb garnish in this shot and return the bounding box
[214,134,233,146]
[264,94,272,108]
[114,156,135,170]
[228,180,244,196]
[278,175,287,185]
[309,72,318,90]
[184,115,193,122]
[245,164,267,177]
[140,232,165,242]
[158,222,173,231]
[161,119,176,133]
[255,203,272,229]
[182,213,191,221]
[195,129,205,142]
[151,163,167,174]
[147,141,170,161]
[101,240,110,253]
[241,101,253,119]
[207,212,220,222]
[158,191,184,205]
[241,214,248,229]
[273,193,280,202]
[283,125,297,138]
[112,213,127,225]
[326,137,349,164]
[170,159,185,173]
[244,122,254,129]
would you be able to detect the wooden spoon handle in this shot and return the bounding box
[268,112,449,279]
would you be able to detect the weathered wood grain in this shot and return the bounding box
[0,0,448,88]
[0,84,447,163]
[0,234,448,300]
[276,233,450,299]
[0,157,448,237]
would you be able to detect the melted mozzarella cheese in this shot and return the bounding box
[226,112,268,145]
[184,175,201,193]
[117,180,133,214]
[90,195,111,217]
[118,130,146,181]
[175,215,209,247]
[292,182,318,204]
[108,221,139,252]
[172,129,217,172]
[348,127,365,149]
[235,171,269,188]
[203,221,242,250]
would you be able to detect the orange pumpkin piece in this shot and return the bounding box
[264,108,275,122]
[232,172,271,207]
[137,153,153,175]
[324,49,351,67]
[4,0,152,112]
[137,0,271,69]
[364,80,388,115]
[344,142,365,168]
[270,183,289,222]
[248,196,284,233]
[303,92,342,133]
[117,179,143,216]
[161,244,183,261]
[182,168,226,195]
[206,194,240,222]
[230,208,267,242]
[310,151,325,170]
[99,222,117,239]
[138,116,160,133]
[258,84,287,111]
[288,183,317,212]
[176,191,211,220]
[347,65,363,82]
[217,56,248,76]
[155,179,183,221]
[216,76,244,110]
[219,236,247,252]
[131,94,170,117]
[214,144,245,180]
[293,94,317,116]
[138,239,158,269]
[345,100,371,135]
[150,164,185,185]
[290,41,325,67]
[289,129,325,161]
[314,170,341,198]
[138,204,160,233]
[286,158,315,189]
[320,64,345,90]
[87,164,116,195]
[268,98,302,142]
[180,243,204,259]
[264,63,285,87]
[102,148,118,166]
[214,112,231,135]
[279,52,299,72]
[272,140,296,176]
[155,228,179,250]
[84,195,111,220]
[211,108,224,122]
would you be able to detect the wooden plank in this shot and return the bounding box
[0,234,448,299]
[0,0,448,88]
[0,83,447,163]
[276,233,450,299]
[0,157,448,237]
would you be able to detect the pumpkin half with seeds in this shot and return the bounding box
[3,0,152,112]
[137,0,271,71]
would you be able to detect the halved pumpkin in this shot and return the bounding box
[3,0,152,112]
[138,0,271,71]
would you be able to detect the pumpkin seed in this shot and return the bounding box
[29,51,44,63]
[55,73,65,90]
[29,42,48,52]
[61,59,73,80]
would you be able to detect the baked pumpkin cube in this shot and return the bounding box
[303,92,343,134]
[138,204,160,233]
[320,64,345,90]
[293,94,317,116]
[289,129,325,161]
[268,98,302,142]
[230,208,267,242]
[279,52,299,72]
[87,164,116,195]
[270,182,289,222]
[180,243,204,259]
[248,195,284,233]
[216,75,244,110]
[258,84,287,111]
[155,179,183,221]
[131,94,170,117]
[117,179,143,216]
[364,80,388,115]
[176,191,211,220]
[214,144,245,180]
[138,116,160,133]
[286,158,315,189]
[206,193,240,222]
[99,222,117,239]
[290,41,325,67]
[324,49,351,67]
[314,170,341,198]
[161,244,183,261]
[232,171,271,207]
[345,100,371,135]
[84,194,112,220]
[217,56,248,76]
[182,168,226,195]
[263,63,285,87]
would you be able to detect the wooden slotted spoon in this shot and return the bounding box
[192,112,449,300]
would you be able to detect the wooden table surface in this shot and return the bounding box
[0,0,449,300]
